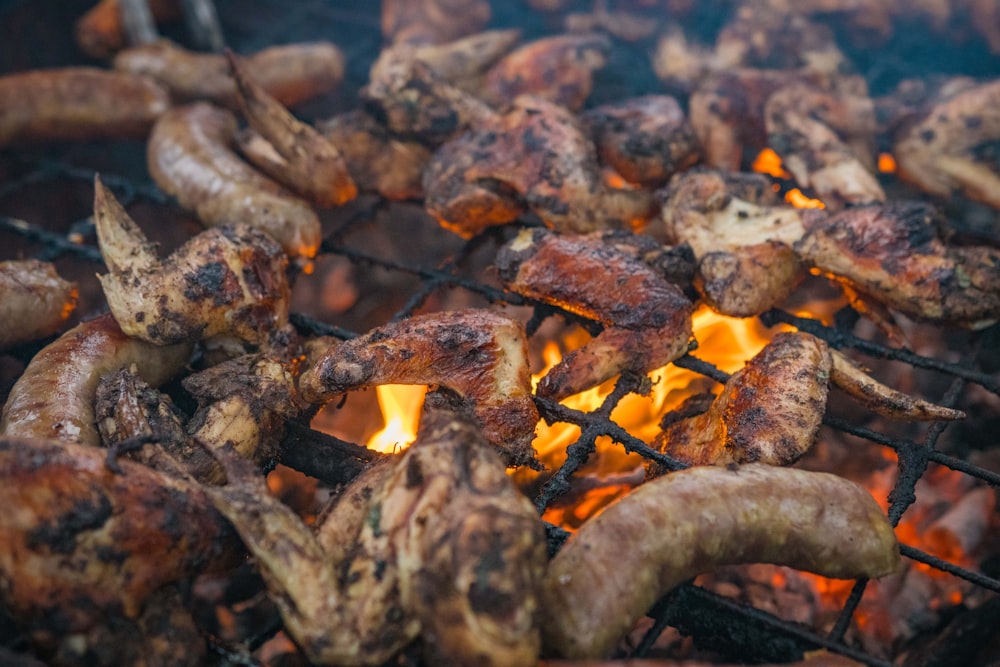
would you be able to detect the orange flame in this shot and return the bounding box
[878,152,897,173]
[785,188,826,209]
[752,148,791,179]
[367,384,426,453]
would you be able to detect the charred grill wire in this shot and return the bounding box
[2,2,1000,667]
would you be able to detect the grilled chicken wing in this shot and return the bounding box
[0,438,240,666]
[581,95,702,188]
[299,309,539,468]
[317,110,432,200]
[94,178,291,346]
[651,331,965,469]
[204,399,545,667]
[227,51,356,208]
[765,83,884,209]
[0,260,77,350]
[893,78,1000,210]
[496,228,694,401]
[481,33,610,111]
[795,202,1000,328]
[660,170,817,316]
[424,96,656,237]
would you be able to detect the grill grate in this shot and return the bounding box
[1,2,999,666]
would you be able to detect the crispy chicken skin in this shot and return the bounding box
[227,51,356,208]
[424,96,655,237]
[0,314,191,446]
[0,438,239,665]
[795,202,1000,328]
[147,103,321,258]
[482,34,610,111]
[660,170,817,316]
[581,95,702,187]
[113,39,345,110]
[0,260,77,350]
[205,400,545,667]
[496,228,693,400]
[0,68,169,147]
[541,463,900,659]
[299,309,539,468]
[652,331,965,469]
[94,179,290,346]
[765,83,884,209]
[893,79,1000,210]
[317,110,432,200]
[382,0,491,45]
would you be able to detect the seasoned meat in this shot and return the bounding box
[382,0,491,45]
[0,260,77,350]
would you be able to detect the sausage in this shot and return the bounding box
[0,313,192,446]
[147,103,321,258]
[0,260,77,350]
[74,0,182,58]
[113,39,345,109]
[0,68,169,147]
[541,463,901,659]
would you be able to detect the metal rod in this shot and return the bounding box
[181,0,226,51]
[118,0,158,46]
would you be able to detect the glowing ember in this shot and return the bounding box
[878,152,897,173]
[367,384,426,453]
[785,188,826,209]
[752,147,791,179]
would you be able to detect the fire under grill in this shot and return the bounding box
[2,1,1000,666]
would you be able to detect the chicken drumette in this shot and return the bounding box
[299,309,539,468]
[651,331,965,470]
[496,228,694,401]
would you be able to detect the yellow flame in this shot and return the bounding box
[367,384,426,454]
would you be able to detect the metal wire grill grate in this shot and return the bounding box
[1,2,999,666]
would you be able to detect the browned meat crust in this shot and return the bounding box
[95,178,291,345]
[113,39,345,109]
[227,50,356,208]
[541,463,901,659]
[482,34,610,111]
[497,228,694,400]
[0,314,191,446]
[299,309,539,468]
[582,95,702,187]
[0,260,77,350]
[795,202,1000,328]
[74,0,181,59]
[382,0,491,45]
[0,438,239,663]
[0,68,169,147]
[147,103,321,258]
[424,96,655,237]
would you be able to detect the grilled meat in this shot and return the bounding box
[299,309,539,468]
[94,178,291,345]
[227,50,356,208]
[497,228,694,400]
[582,95,702,188]
[113,39,345,110]
[893,78,1000,210]
[650,331,964,468]
[482,33,610,111]
[0,314,191,446]
[0,68,169,147]
[382,0,491,45]
[0,260,77,350]
[541,463,901,659]
[147,103,321,258]
[795,202,1000,328]
[424,96,656,237]
[74,0,181,59]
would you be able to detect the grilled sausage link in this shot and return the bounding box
[0,260,77,350]
[147,103,321,258]
[0,313,191,446]
[0,68,169,147]
[541,464,901,659]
